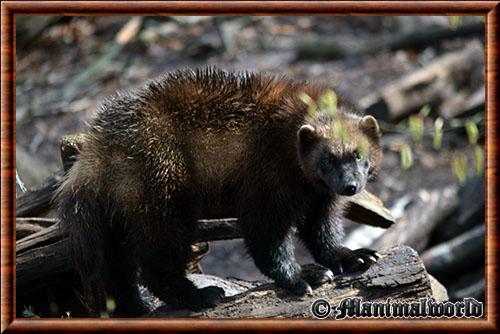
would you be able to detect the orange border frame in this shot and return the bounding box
[1,1,498,332]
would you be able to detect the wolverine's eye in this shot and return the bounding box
[321,153,336,168]
[354,150,361,161]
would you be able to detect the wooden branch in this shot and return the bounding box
[16,217,57,239]
[146,245,445,318]
[16,223,44,240]
[358,40,484,121]
[17,239,70,296]
[371,186,459,252]
[17,221,62,255]
[345,190,394,228]
[186,242,210,274]
[420,225,485,282]
[16,171,64,217]
[431,175,484,244]
[17,217,58,240]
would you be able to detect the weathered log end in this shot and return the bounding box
[146,245,446,318]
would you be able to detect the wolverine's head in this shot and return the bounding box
[297,104,381,196]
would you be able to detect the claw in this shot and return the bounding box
[357,258,365,265]
[368,256,377,263]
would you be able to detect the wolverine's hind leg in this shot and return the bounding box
[138,190,224,310]
[106,223,149,317]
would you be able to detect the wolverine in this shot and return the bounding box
[56,68,382,317]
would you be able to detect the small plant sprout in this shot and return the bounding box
[22,305,40,318]
[448,16,462,29]
[331,118,351,144]
[299,92,318,117]
[419,104,431,118]
[101,297,116,317]
[408,105,430,145]
[400,144,413,171]
[473,145,484,176]
[319,90,338,116]
[106,298,116,312]
[451,153,468,185]
[357,137,370,161]
[433,117,444,150]
[465,120,479,144]
[408,115,423,144]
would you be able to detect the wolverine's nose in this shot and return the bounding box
[342,183,358,196]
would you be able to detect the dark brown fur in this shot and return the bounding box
[56,68,382,316]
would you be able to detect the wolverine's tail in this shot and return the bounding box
[55,164,113,316]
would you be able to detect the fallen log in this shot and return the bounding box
[449,274,485,302]
[146,246,447,318]
[16,217,240,296]
[17,216,58,241]
[421,224,485,283]
[451,279,485,302]
[17,239,70,296]
[15,171,64,217]
[295,21,484,61]
[16,217,56,239]
[439,85,485,120]
[358,40,484,122]
[371,186,459,252]
[18,245,447,317]
[430,175,484,245]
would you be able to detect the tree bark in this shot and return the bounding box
[145,245,447,318]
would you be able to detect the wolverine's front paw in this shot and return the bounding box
[329,248,380,274]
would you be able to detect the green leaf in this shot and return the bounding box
[473,145,484,176]
[433,117,444,150]
[299,92,318,117]
[449,16,462,29]
[106,298,116,313]
[319,90,338,116]
[419,104,431,118]
[451,153,468,185]
[400,144,413,171]
[465,120,479,144]
[409,115,424,144]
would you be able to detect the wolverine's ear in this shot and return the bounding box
[298,124,319,146]
[360,115,382,178]
[359,115,380,142]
